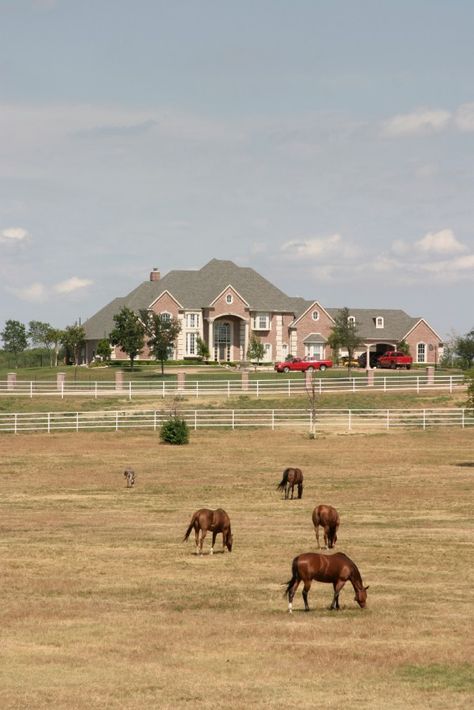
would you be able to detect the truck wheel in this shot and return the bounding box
[306,366,314,372]
[283,366,290,373]
[319,365,327,372]
[406,365,411,370]
[391,363,397,370]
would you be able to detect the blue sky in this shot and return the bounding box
[0,0,473,339]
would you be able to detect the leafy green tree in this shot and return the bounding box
[247,334,265,366]
[140,310,181,375]
[96,338,112,362]
[1,319,28,366]
[61,324,86,365]
[196,336,210,361]
[109,307,145,370]
[454,329,474,370]
[160,416,189,445]
[466,371,474,412]
[397,340,410,355]
[327,307,363,373]
[28,320,63,366]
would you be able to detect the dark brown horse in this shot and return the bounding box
[277,468,303,499]
[312,504,340,549]
[183,508,233,555]
[284,552,369,613]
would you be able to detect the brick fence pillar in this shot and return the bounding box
[7,372,16,391]
[241,370,249,391]
[57,372,66,391]
[115,370,124,391]
[426,366,435,385]
[177,371,186,393]
[367,369,375,387]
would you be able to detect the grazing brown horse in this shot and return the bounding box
[183,508,233,555]
[312,504,340,549]
[123,467,135,488]
[284,552,369,613]
[277,468,303,499]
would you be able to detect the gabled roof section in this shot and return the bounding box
[402,318,443,342]
[83,297,126,340]
[209,283,249,308]
[303,332,328,344]
[149,289,183,310]
[326,308,419,341]
[290,301,335,327]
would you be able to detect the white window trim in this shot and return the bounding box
[348,316,356,325]
[312,310,319,321]
[417,342,427,363]
[375,317,384,329]
[252,312,270,330]
[226,293,233,305]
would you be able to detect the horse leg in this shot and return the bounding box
[194,526,200,555]
[302,580,312,611]
[290,484,294,500]
[288,579,300,614]
[199,529,207,555]
[210,530,217,555]
[330,580,346,610]
[315,525,321,549]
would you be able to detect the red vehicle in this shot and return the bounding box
[377,351,412,370]
[274,356,333,373]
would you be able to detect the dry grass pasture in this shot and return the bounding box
[0,428,473,709]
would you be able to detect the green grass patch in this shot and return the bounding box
[398,663,474,692]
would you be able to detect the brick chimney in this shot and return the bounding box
[150,268,160,281]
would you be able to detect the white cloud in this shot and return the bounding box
[382,109,451,137]
[7,282,47,302]
[0,227,31,244]
[281,233,358,260]
[454,102,474,132]
[54,277,93,294]
[415,229,467,255]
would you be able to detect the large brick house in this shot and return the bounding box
[83,259,443,366]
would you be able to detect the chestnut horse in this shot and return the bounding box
[277,468,303,499]
[312,504,340,549]
[284,552,369,613]
[183,508,233,555]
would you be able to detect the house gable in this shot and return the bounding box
[210,284,249,319]
[149,290,182,316]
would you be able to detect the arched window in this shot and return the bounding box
[375,316,384,329]
[226,293,233,304]
[312,310,319,321]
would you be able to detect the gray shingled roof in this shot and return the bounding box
[326,308,420,341]
[84,259,297,340]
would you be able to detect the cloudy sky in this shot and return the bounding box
[1,0,473,339]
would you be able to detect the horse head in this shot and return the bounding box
[354,585,369,608]
[226,532,233,552]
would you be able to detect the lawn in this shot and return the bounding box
[0,428,473,709]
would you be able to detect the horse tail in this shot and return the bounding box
[277,468,290,491]
[297,481,303,499]
[183,511,198,542]
[283,556,300,598]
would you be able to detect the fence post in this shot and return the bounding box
[426,366,434,385]
[47,412,51,434]
[30,381,33,399]
[76,412,79,432]
[115,411,119,431]
[232,410,235,431]
[272,409,275,431]
[450,376,453,394]
[57,372,65,394]
[367,370,375,387]
[462,409,465,429]
[129,381,132,400]
[256,380,259,398]
[115,371,124,391]
[194,410,197,430]
[94,381,98,399]
[177,371,185,394]
[14,413,18,435]
[417,377,420,394]
[7,373,16,391]
[241,370,249,392]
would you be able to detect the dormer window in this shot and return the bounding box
[312,310,319,321]
[348,316,356,326]
[226,293,233,305]
[375,316,384,329]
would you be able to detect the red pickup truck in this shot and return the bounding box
[377,351,413,370]
[274,356,333,373]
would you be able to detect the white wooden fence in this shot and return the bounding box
[0,407,472,434]
[0,374,465,398]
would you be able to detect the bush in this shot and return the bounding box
[160,416,189,445]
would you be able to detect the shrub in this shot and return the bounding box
[160,416,189,445]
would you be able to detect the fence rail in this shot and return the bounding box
[0,407,472,434]
[0,374,465,398]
